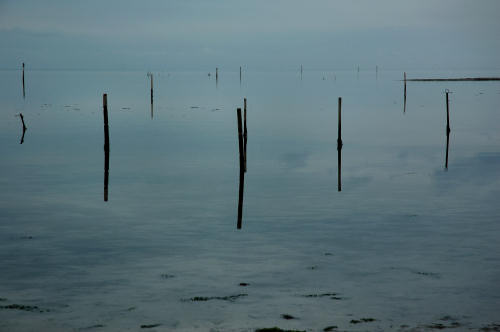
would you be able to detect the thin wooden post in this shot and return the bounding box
[237,108,245,229]
[445,90,451,169]
[404,72,407,113]
[337,97,343,192]
[103,94,110,202]
[240,66,242,83]
[150,73,154,105]
[216,67,218,81]
[243,98,247,172]
[22,63,25,98]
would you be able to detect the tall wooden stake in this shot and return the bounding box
[237,108,245,229]
[216,67,218,82]
[404,72,407,113]
[150,73,154,105]
[103,94,110,202]
[337,97,343,192]
[22,62,25,98]
[445,90,451,169]
[243,98,247,172]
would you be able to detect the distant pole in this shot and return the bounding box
[243,98,247,173]
[446,91,450,135]
[240,66,242,83]
[236,108,245,229]
[103,94,110,202]
[301,65,303,80]
[445,90,451,169]
[337,97,343,192]
[403,72,407,113]
[150,73,154,105]
[216,67,218,82]
[22,63,25,98]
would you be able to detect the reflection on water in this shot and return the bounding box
[18,113,27,144]
[0,69,499,331]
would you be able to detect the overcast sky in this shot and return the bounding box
[1,0,499,70]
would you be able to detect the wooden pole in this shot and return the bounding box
[150,73,154,105]
[404,72,407,113]
[216,67,218,82]
[103,94,110,202]
[240,66,242,83]
[237,108,245,229]
[22,63,25,98]
[243,98,247,173]
[445,91,451,169]
[337,97,343,192]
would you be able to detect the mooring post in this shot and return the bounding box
[445,90,451,169]
[446,90,450,135]
[237,108,245,229]
[243,98,248,172]
[404,72,407,113]
[150,73,154,105]
[22,63,25,98]
[103,94,110,201]
[337,97,343,192]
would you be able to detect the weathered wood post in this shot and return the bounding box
[337,97,343,192]
[103,94,110,201]
[445,90,451,169]
[22,63,25,98]
[243,98,248,172]
[404,72,407,113]
[150,73,154,105]
[237,108,245,229]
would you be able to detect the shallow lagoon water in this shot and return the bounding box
[1,69,500,331]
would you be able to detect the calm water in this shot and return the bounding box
[1,69,500,331]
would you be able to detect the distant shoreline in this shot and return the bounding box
[405,77,500,81]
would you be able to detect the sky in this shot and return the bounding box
[1,0,499,71]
